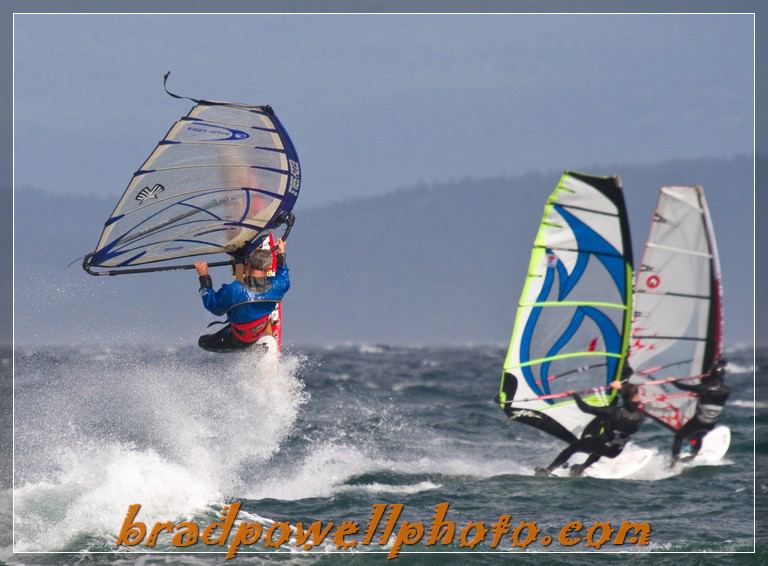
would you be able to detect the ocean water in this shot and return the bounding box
[1,344,764,564]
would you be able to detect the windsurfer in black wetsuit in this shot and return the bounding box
[670,358,729,465]
[536,375,645,477]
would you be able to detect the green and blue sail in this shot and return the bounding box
[498,172,634,443]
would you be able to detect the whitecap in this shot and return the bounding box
[339,481,441,495]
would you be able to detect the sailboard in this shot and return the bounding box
[688,425,730,464]
[551,444,653,479]
[630,186,728,459]
[83,76,300,276]
[497,171,634,444]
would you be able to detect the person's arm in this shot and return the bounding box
[272,265,290,294]
[275,238,287,268]
[195,261,213,292]
[194,261,230,316]
[670,380,699,392]
[573,393,614,418]
[272,239,290,293]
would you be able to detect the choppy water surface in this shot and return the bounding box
[3,344,764,564]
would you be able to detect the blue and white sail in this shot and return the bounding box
[497,172,634,443]
[84,99,300,273]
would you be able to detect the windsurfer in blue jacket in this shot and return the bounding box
[194,239,289,352]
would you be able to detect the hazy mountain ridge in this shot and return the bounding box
[8,154,758,346]
[1,185,10,344]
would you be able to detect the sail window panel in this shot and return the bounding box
[189,105,276,129]
[148,143,288,173]
[168,121,283,149]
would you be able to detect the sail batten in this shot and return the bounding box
[645,243,713,258]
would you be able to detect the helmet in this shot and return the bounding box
[247,248,273,272]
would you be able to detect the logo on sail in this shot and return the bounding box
[646,275,661,289]
[136,184,165,203]
[288,160,301,196]
[508,409,541,421]
[546,252,558,267]
[187,123,250,141]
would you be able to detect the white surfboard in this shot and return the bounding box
[551,446,654,479]
[687,425,731,465]
[255,335,279,355]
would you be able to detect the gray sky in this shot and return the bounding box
[14,13,753,207]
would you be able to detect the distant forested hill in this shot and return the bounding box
[0,185,10,345]
[10,154,757,347]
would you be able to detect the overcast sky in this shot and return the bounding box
[14,13,753,207]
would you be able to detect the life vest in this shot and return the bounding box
[230,314,272,344]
